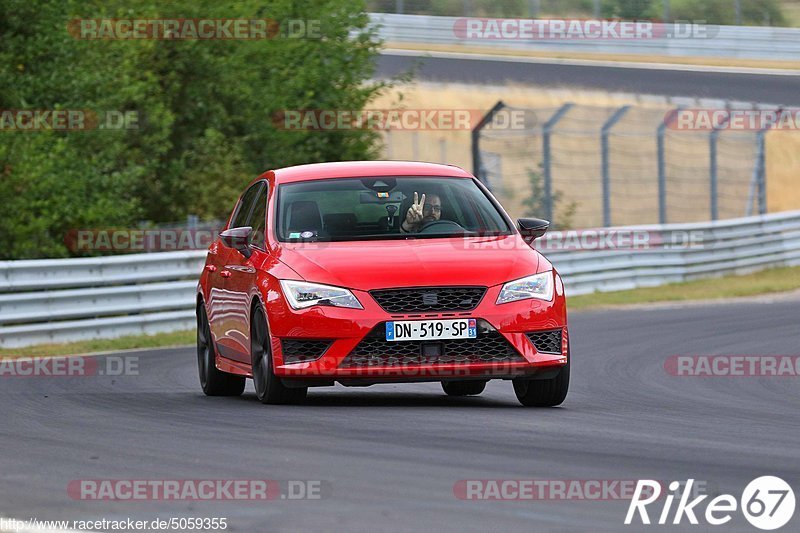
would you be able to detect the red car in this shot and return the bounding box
[196,161,569,406]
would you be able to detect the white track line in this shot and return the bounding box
[382,48,800,76]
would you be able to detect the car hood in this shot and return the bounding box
[277,235,545,291]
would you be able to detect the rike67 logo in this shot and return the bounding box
[626,477,795,530]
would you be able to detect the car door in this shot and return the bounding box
[222,181,268,362]
[213,182,263,362]
[205,240,233,348]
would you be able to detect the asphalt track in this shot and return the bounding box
[375,53,800,106]
[1,298,798,532]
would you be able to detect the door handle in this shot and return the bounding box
[205,265,217,272]
[220,270,232,278]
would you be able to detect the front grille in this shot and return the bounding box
[280,339,332,364]
[370,286,486,313]
[341,321,523,367]
[525,329,563,354]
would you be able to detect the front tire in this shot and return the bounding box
[197,305,245,396]
[441,380,486,396]
[513,358,570,407]
[251,305,307,405]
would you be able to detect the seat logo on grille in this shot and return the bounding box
[422,292,438,305]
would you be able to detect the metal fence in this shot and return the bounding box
[472,100,769,229]
[369,13,800,61]
[0,251,204,348]
[1,210,799,348]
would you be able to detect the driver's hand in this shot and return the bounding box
[404,192,425,227]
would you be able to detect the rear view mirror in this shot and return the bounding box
[219,226,253,258]
[517,218,550,243]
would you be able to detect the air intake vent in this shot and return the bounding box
[370,287,486,313]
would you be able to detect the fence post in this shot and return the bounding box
[471,100,506,183]
[601,105,631,227]
[542,103,573,222]
[757,130,767,215]
[657,110,675,224]
[709,113,731,221]
[753,108,779,215]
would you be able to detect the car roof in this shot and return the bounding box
[267,161,474,185]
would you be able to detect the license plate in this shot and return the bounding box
[385,319,477,342]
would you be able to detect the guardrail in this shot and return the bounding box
[1,210,799,348]
[0,251,205,348]
[370,13,800,61]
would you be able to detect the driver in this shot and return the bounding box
[400,192,441,233]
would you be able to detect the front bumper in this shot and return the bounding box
[266,282,568,382]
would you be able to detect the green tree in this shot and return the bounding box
[0,0,391,258]
[522,166,578,230]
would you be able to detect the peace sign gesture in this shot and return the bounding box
[404,191,426,227]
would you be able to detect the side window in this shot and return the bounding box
[231,182,264,229]
[247,185,268,249]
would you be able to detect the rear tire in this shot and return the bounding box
[441,380,486,396]
[197,305,245,396]
[513,358,570,407]
[251,305,307,405]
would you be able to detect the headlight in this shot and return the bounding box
[496,271,554,304]
[279,280,363,310]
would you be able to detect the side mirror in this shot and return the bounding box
[219,226,253,258]
[517,218,550,242]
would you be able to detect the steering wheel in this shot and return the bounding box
[418,220,467,234]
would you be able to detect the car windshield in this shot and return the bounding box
[276,176,511,242]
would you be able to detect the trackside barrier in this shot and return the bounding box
[370,13,800,61]
[1,211,799,347]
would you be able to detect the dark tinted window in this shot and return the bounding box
[277,177,510,242]
[247,184,268,249]
[231,182,264,229]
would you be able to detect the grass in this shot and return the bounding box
[0,329,194,358]
[782,0,800,26]
[568,265,800,310]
